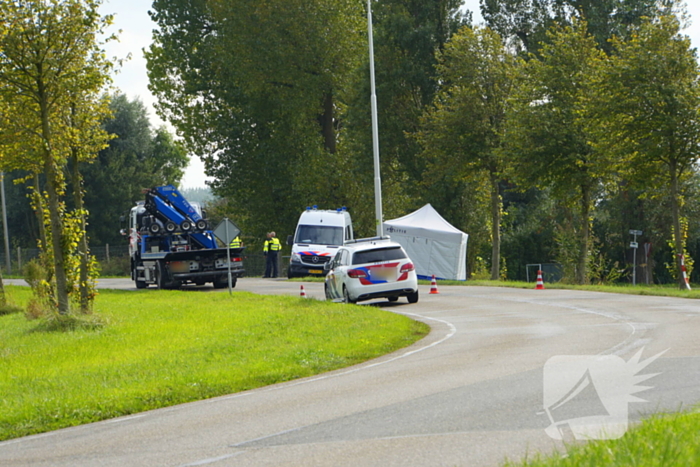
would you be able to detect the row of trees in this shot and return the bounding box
[0,0,114,314]
[1,0,698,315]
[147,0,699,287]
[0,1,187,315]
[4,94,189,250]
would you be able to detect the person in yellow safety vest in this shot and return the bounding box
[229,236,242,249]
[263,231,281,278]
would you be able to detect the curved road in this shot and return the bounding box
[1,278,699,466]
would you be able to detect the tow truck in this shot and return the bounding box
[121,185,244,289]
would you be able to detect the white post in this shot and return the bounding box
[225,218,232,294]
[1,172,10,274]
[367,0,383,237]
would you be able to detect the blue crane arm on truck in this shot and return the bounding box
[124,185,244,290]
[144,185,217,249]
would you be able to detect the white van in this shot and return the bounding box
[287,206,353,278]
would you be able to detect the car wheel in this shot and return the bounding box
[387,296,399,302]
[342,286,356,304]
[407,290,419,304]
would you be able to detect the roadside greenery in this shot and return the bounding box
[505,410,700,466]
[0,0,115,315]
[422,279,700,299]
[0,286,428,441]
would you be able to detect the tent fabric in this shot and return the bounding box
[385,204,468,281]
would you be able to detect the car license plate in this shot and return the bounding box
[372,267,396,281]
[309,269,323,274]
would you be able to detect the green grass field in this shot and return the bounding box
[0,286,428,441]
[421,278,700,300]
[2,279,698,466]
[505,411,700,466]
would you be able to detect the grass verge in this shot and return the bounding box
[419,279,700,299]
[505,410,700,466]
[0,286,428,441]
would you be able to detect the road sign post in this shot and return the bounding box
[214,218,242,295]
[629,230,643,286]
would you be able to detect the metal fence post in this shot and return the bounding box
[17,246,21,271]
[106,244,110,262]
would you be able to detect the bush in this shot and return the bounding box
[98,255,130,277]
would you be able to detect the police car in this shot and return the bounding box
[324,237,419,304]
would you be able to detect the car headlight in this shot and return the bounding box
[291,252,301,263]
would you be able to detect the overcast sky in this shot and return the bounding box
[101,0,700,189]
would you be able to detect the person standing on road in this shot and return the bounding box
[263,232,281,278]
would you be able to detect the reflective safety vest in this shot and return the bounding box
[229,236,241,248]
[264,237,281,252]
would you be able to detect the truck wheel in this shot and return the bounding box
[165,221,177,233]
[155,261,165,289]
[196,220,208,231]
[212,276,228,289]
[135,279,147,289]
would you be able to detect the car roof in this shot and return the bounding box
[342,239,402,253]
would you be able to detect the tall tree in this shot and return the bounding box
[340,0,467,235]
[480,0,673,54]
[0,0,113,314]
[146,0,365,239]
[81,93,188,246]
[417,26,516,280]
[586,15,700,289]
[507,21,610,284]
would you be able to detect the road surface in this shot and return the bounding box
[1,278,699,466]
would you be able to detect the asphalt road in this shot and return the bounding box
[1,278,699,466]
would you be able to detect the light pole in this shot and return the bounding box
[367,0,383,237]
[1,172,10,274]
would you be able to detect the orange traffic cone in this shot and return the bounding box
[535,270,545,290]
[300,284,307,298]
[429,275,439,294]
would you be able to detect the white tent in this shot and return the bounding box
[385,204,468,281]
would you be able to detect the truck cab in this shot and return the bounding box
[287,206,353,278]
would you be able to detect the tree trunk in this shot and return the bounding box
[489,172,501,280]
[39,90,70,315]
[321,91,336,154]
[669,164,687,290]
[45,158,70,315]
[576,184,591,285]
[0,269,5,307]
[71,153,91,313]
[32,174,47,250]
